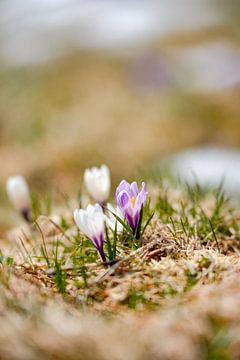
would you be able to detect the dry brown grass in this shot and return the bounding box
[1,227,240,359]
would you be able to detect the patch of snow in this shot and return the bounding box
[169,146,240,196]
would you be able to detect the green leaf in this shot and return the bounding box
[105,225,113,261]
[112,219,118,259]
[135,206,143,240]
[107,209,132,234]
[141,211,154,237]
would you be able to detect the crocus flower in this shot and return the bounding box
[6,175,32,222]
[116,180,147,234]
[74,203,106,262]
[84,165,110,205]
[105,203,124,233]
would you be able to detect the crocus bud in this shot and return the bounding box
[74,203,106,262]
[6,175,32,222]
[83,165,111,205]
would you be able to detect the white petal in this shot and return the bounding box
[83,165,111,203]
[6,175,31,211]
[73,204,105,241]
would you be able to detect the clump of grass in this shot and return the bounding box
[53,241,67,293]
[31,193,52,220]
[154,181,239,249]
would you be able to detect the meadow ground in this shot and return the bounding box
[1,178,240,359]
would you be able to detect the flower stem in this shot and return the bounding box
[98,249,107,264]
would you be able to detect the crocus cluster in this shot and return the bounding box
[74,167,148,263]
[6,165,149,265]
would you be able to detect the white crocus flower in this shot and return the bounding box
[6,175,32,222]
[74,203,106,262]
[106,203,124,233]
[84,165,110,204]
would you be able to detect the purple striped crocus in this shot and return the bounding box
[74,203,106,263]
[116,180,147,234]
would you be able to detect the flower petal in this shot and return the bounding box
[116,180,148,234]
[135,182,147,209]
[117,190,131,210]
[84,165,111,203]
[130,181,139,198]
[116,180,131,198]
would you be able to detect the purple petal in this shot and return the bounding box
[133,211,141,231]
[116,180,131,198]
[92,233,106,262]
[135,182,147,210]
[130,181,139,198]
[125,209,140,233]
[115,180,148,234]
[117,190,131,210]
[91,236,100,250]
[125,210,136,232]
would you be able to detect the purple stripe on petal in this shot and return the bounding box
[95,232,104,250]
[133,211,140,231]
[91,236,100,250]
[99,232,104,249]
[92,233,106,262]
[117,190,131,210]
[125,211,136,232]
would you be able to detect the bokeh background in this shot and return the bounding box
[0,0,240,226]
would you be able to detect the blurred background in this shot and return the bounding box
[0,0,240,226]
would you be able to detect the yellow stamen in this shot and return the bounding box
[131,196,135,207]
